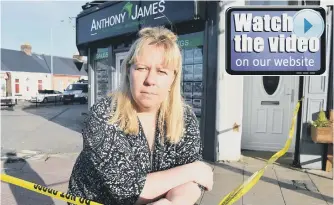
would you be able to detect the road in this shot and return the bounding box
[1,103,88,157]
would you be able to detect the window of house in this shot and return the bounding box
[262,76,280,95]
[26,78,30,92]
[38,80,43,90]
[15,79,20,93]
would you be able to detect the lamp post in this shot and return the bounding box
[50,26,53,76]
[49,18,76,90]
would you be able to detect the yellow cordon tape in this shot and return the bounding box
[1,97,304,205]
[0,174,103,205]
[219,97,304,205]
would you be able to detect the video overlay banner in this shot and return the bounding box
[226,7,326,75]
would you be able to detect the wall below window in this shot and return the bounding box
[7,71,52,100]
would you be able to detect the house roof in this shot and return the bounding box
[33,54,87,76]
[1,48,50,73]
[1,48,87,76]
[1,62,9,71]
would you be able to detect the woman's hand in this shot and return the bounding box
[190,161,214,191]
[149,198,172,205]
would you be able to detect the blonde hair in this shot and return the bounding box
[108,26,185,144]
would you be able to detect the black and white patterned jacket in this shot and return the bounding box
[67,96,204,205]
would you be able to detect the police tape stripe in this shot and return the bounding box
[0,174,103,205]
[219,97,303,205]
[1,97,304,205]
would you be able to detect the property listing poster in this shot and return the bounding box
[193,48,203,64]
[184,49,194,64]
[193,64,203,81]
[183,82,193,99]
[184,65,194,81]
[193,82,203,98]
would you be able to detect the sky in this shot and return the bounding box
[1,0,86,58]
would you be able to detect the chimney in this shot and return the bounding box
[73,53,83,61]
[73,53,84,71]
[21,43,32,56]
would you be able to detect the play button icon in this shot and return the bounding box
[293,9,324,39]
[304,18,313,33]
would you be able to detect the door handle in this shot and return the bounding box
[285,88,295,103]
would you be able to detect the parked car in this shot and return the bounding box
[62,83,88,105]
[30,90,63,103]
[1,96,17,107]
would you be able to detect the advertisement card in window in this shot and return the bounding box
[184,65,193,81]
[185,99,193,107]
[184,49,194,64]
[183,82,193,98]
[193,48,203,63]
[193,64,203,81]
[193,82,203,98]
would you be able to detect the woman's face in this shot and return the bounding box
[129,43,175,112]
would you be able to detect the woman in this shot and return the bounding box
[67,26,213,205]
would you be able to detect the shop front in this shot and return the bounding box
[75,0,334,170]
[75,1,220,162]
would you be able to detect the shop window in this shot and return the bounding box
[38,80,43,90]
[15,79,20,93]
[262,76,280,95]
[179,31,204,118]
[94,47,110,102]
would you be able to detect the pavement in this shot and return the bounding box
[1,102,86,156]
[1,152,333,205]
